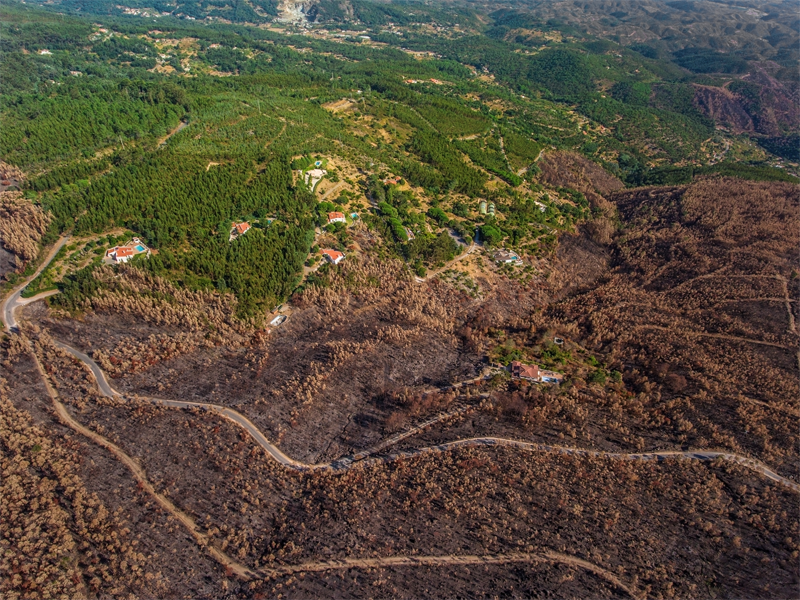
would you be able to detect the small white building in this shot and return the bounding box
[106,246,135,263]
[327,212,346,224]
[493,250,521,265]
[105,238,150,263]
[304,168,327,190]
[322,249,345,265]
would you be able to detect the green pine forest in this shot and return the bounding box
[1,0,796,320]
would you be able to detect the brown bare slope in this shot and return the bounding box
[692,72,800,136]
[0,192,50,279]
[550,177,799,473]
[385,177,797,488]
[19,330,799,600]
[692,84,756,133]
[8,175,800,598]
[538,151,624,209]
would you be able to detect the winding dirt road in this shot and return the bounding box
[5,252,798,489]
[414,239,477,283]
[22,328,649,592]
[260,550,642,599]
[1,235,69,330]
[641,324,795,351]
[21,335,257,579]
[4,247,798,588]
[46,337,800,492]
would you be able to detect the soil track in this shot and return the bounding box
[4,243,798,591]
[20,334,257,580]
[157,120,188,147]
[1,234,69,330]
[20,329,647,595]
[414,239,477,282]
[641,325,795,350]
[47,333,800,492]
[260,551,642,599]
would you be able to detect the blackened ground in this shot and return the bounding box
[0,245,17,281]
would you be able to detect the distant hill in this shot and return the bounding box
[469,0,799,64]
[26,0,279,23]
[29,0,478,26]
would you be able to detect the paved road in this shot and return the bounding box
[1,235,69,331]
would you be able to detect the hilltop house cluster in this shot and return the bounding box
[105,238,151,264]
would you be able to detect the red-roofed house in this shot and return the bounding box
[106,246,135,263]
[511,361,539,381]
[510,361,564,384]
[229,221,251,241]
[321,248,345,265]
[327,212,346,224]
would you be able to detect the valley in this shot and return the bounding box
[1,1,798,598]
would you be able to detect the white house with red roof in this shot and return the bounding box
[511,360,564,384]
[105,238,150,264]
[327,212,346,224]
[106,246,135,263]
[230,221,251,240]
[321,248,345,265]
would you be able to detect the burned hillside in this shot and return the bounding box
[13,349,799,600]
[543,178,800,475]
[7,175,799,600]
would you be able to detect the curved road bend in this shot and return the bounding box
[49,339,800,492]
[52,340,308,469]
[260,551,641,599]
[9,291,798,588]
[37,338,644,592]
[6,251,797,492]
[11,235,796,589]
[1,235,69,331]
[38,332,644,590]
[23,335,256,580]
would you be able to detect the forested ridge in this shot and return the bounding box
[0,0,796,320]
